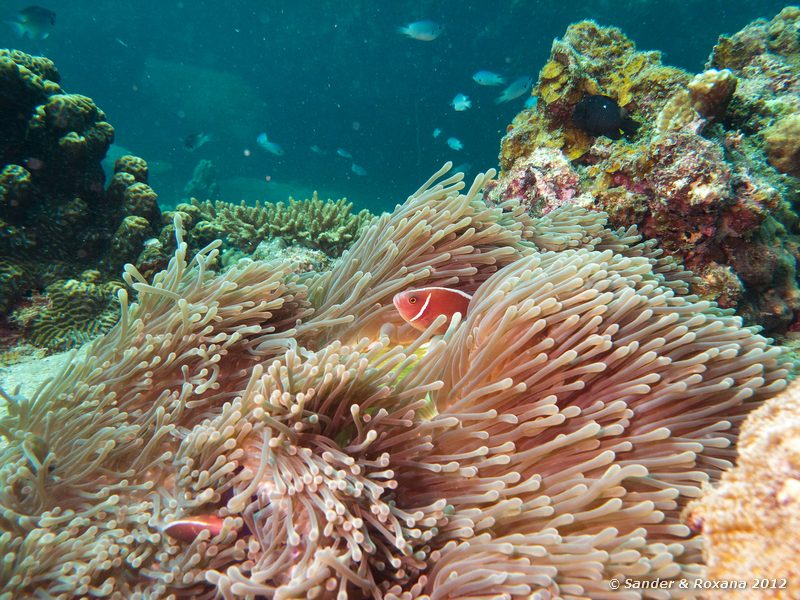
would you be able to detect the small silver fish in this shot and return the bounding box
[310,145,326,155]
[447,137,463,151]
[495,76,534,104]
[432,128,442,138]
[351,163,367,176]
[451,93,471,112]
[256,133,284,156]
[337,148,353,159]
[472,70,505,86]
[7,5,55,40]
[396,20,442,41]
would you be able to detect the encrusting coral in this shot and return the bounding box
[685,380,800,598]
[708,6,800,135]
[0,164,788,599]
[488,12,800,336]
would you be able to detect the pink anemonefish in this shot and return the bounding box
[392,287,472,334]
[163,514,225,542]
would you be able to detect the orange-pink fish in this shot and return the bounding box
[163,514,224,542]
[392,287,472,334]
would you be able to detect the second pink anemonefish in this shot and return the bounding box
[392,287,472,334]
[163,514,225,542]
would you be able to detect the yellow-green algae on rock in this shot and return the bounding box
[503,19,689,165]
[490,12,800,336]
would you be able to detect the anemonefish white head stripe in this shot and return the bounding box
[393,287,472,334]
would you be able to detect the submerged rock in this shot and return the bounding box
[491,11,800,336]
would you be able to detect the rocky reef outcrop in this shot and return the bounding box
[0,49,162,351]
[487,8,800,335]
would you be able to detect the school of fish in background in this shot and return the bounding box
[235,20,537,182]
[2,4,547,211]
[2,2,790,214]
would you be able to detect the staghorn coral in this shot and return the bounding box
[266,195,372,255]
[164,193,372,258]
[685,380,800,598]
[0,165,788,598]
[491,14,800,336]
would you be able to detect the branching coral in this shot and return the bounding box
[165,193,372,258]
[0,165,788,598]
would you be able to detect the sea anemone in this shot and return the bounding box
[0,164,787,598]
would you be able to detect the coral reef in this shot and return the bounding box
[0,50,161,347]
[685,380,800,598]
[164,193,372,258]
[507,19,689,162]
[488,12,800,336]
[687,69,737,121]
[0,165,787,598]
[708,6,800,135]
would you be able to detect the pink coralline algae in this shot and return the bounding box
[488,10,800,335]
[483,147,592,216]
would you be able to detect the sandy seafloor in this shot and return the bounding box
[0,348,87,425]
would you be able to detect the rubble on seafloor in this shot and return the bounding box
[487,7,800,336]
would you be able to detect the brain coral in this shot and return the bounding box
[489,13,800,336]
[0,165,787,598]
[10,272,123,352]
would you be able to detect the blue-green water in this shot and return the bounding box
[5,0,789,212]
